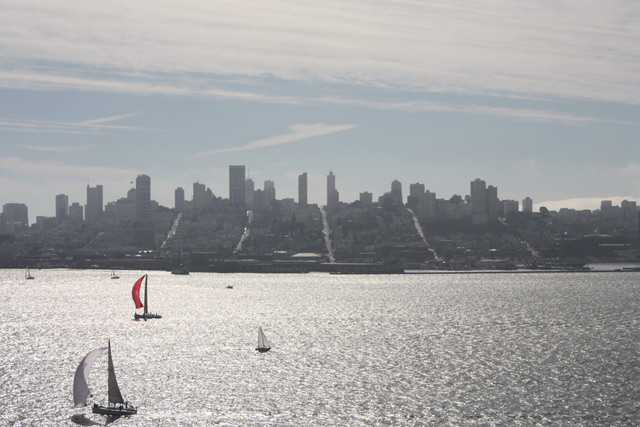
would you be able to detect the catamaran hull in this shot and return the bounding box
[92,403,137,416]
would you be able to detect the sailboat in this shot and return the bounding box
[256,326,271,352]
[110,270,119,280]
[25,266,34,280]
[73,340,137,416]
[132,274,162,320]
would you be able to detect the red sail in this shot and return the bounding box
[132,275,144,309]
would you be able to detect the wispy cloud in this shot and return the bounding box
[23,144,97,152]
[619,162,640,176]
[80,112,141,125]
[191,123,359,158]
[0,113,161,135]
[1,0,639,108]
[0,156,136,180]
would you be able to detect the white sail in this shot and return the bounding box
[73,347,106,408]
[107,340,125,404]
[257,327,270,350]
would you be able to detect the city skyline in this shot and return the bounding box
[4,169,639,226]
[2,1,640,220]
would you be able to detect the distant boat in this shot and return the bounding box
[73,340,137,416]
[132,274,162,320]
[25,266,34,280]
[171,265,189,275]
[111,270,119,280]
[226,285,234,289]
[256,326,271,353]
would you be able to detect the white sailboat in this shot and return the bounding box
[110,270,119,280]
[256,326,271,352]
[73,340,137,416]
[25,266,34,280]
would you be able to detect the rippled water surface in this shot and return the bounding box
[1,270,638,426]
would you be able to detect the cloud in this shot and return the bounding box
[0,114,161,135]
[23,144,97,152]
[1,0,639,108]
[0,156,136,180]
[80,112,141,125]
[191,123,359,158]
[619,162,640,176]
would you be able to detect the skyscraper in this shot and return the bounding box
[264,180,276,203]
[327,171,339,211]
[298,172,308,206]
[391,180,403,206]
[175,187,185,212]
[136,174,151,218]
[522,197,533,213]
[229,165,246,205]
[85,184,103,223]
[245,178,255,208]
[55,194,68,219]
[470,178,487,224]
[2,203,28,227]
[69,202,83,220]
[487,185,499,221]
[193,181,206,210]
[360,191,373,207]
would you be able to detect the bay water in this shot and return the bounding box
[1,269,638,426]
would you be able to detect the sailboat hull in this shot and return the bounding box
[256,347,271,353]
[134,312,162,320]
[92,403,137,416]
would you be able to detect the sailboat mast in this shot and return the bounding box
[144,274,149,315]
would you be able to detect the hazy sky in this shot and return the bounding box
[2,0,639,221]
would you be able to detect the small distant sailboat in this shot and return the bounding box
[132,274,162,320]
[256,326,271,353]
[25,266,34,280]
[110,270,119,280]
[73,340,137,416]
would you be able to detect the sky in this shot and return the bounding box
[1,0,640,222]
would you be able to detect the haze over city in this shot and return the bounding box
[2,1,639,220]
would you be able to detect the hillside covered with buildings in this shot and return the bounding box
[2,168,639,272]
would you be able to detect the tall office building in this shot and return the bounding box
[245,178,255,208]
[408,183,424,212]
[55,194,69,219]
[424,190,437,217]
[298,172,308,206]
[327,171,339,211]
[193,182,207,210]
[229,165,246,205]
[522,197,533,213]
[360,191,373,207]
[2,203,28,227]
[175,187,185,212]
[470,178,487,224]
[391,180,403,206]
[487,185,499,221]
[69,202,83,220]
[85,184,103,223]
[136,175,151,218]
[264,180,276,203]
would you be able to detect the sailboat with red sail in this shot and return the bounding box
[132,274,162,320]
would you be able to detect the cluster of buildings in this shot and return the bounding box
[0,165,535,230]
[2,165,639,271]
